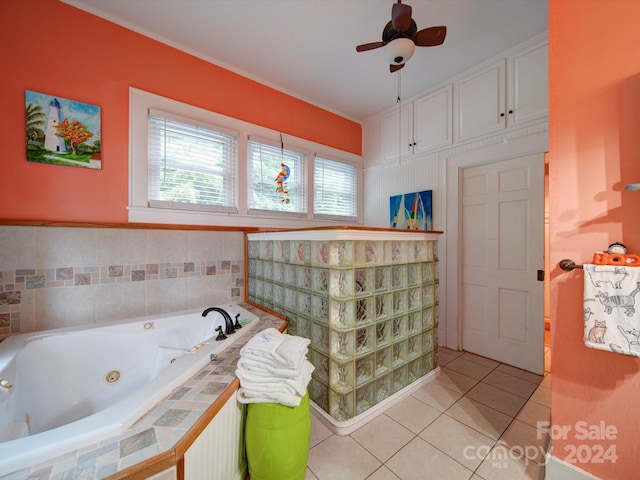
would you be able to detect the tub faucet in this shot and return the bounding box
[202,307,235,335]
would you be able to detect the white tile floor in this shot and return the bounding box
[304,346,552,480]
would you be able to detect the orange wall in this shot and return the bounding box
[549,0,640,477]
[1,0,361,223]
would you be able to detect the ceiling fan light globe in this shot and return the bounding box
[384,38,415,65]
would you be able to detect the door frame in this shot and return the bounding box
[444,131,549,351]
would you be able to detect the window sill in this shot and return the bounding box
[126,206,361,229]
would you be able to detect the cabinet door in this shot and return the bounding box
[454,61,506,142]
[383,103,413,162]
[413,85,453,154]
[507,40,548,127]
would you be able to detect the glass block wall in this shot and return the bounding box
[247,230,439,423]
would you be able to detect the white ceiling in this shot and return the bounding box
[63,0,548,121]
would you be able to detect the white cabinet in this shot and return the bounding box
[363,36,548,167]
[413,86,453,154]
[383,84,453,162]
[383,103,413,162]
[454,39,548,142]
[454,61,505,141]
[507,40,548,126]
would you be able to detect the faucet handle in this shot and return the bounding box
[215,326,227,341]
[234,313,242,329]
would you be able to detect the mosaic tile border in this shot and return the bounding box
[0,260,244,336]
[1,260,241,291]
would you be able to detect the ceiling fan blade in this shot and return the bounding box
[414,26,447,47]
[391,2,412,32]
[390,63,405,73]
[356,41,385,52]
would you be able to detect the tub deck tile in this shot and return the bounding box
[200,381,228,395]
[119,428,157,458]
[154,409,191,427]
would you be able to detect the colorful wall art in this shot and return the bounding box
[390,190,433,230]
[25,90,101,169]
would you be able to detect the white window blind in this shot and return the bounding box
[148,109,238,213]
[314,155,358,220]
[247,137,307,215]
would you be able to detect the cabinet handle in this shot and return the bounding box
[500,113,505,117]
[508,110,513,114]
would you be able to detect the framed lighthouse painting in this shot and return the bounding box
[25,90,102,169]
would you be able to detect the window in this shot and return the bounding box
[129,88,362,226]
[314,155,358,221]
[247,137,307,216]
[148,109,238,213]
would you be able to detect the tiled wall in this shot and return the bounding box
[0,226,244,337]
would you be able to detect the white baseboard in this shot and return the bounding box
[310,367,440,435]
[545,449,603,480]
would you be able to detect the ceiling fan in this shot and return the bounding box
[356,0,447,72]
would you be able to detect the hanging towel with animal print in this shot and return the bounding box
[583,264,640,357]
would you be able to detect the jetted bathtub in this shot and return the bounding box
[0,303,259,476]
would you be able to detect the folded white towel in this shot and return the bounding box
[240,350,305,373]
[241,329,310,368]
[240,328,285,359]
[236,359,314,396]
[237,380,299,397]
[275,334,311,367]
[236,329,313,406]
[236,388,303,407]
[237,356,306,379]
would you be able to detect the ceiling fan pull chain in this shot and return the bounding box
[398,69,403,164]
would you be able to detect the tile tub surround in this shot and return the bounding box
[247,229,440,431]
[0,303,286,480]
[0,226,245,337]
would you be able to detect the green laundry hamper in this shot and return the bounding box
[245,392,310,480]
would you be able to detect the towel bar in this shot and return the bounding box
[559,259,583,271]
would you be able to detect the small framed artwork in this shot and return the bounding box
[390,190,433,230]
[25,90,101,169]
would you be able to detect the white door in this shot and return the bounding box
[461,153,544,374]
